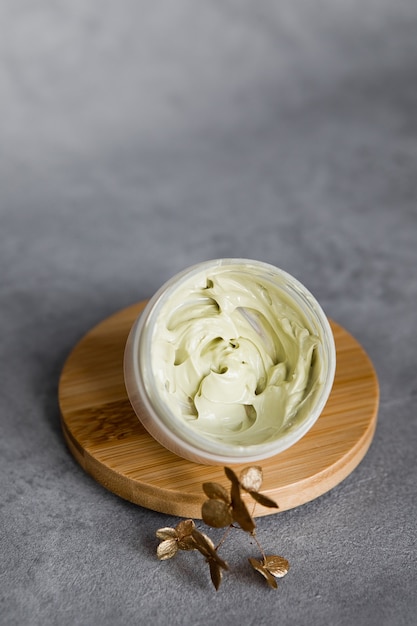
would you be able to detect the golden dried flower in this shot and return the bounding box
[156,519,196,560]
[248,555,290,589]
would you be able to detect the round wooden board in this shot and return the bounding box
[59,301,379,518]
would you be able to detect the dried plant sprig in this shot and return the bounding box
[155,466,289,591]
[248,555,290,589]
[156,519,196,560]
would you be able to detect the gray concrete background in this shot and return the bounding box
[1,2,416,625]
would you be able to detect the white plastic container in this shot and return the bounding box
[124,259,336,465]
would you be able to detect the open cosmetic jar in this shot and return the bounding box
[124,259,336,465]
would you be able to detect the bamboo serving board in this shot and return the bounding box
[59,301,379,518]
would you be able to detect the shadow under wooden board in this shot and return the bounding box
[59,301,379,519]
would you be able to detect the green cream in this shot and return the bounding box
[150,266,324,447]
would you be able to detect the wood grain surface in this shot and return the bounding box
[59,301,379,518]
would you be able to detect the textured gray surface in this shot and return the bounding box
[1,2,416,625]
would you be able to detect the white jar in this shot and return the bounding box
[124,259,336,465]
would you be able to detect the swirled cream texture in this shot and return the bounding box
[150,266,325,446]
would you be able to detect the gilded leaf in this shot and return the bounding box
[224,466,240,486]
[248,557,278,589]
[191,530,228,570]
[157,538,178,560]
[224,467,246,521]
[230,478,241,511]
[202,482,230,503]
[191,529,215,552]
[240,466,263,492]
[231,497,256,533]
[209,559,223,591]
[248,490,279,509]
[224,467,257,533]
[176,519,195,538]
[155,527,177,540]
[264,555,290,578]
[177,535,196,551]
[191,528,216,558]
[202,499,233,528]
[248,557,262,571]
